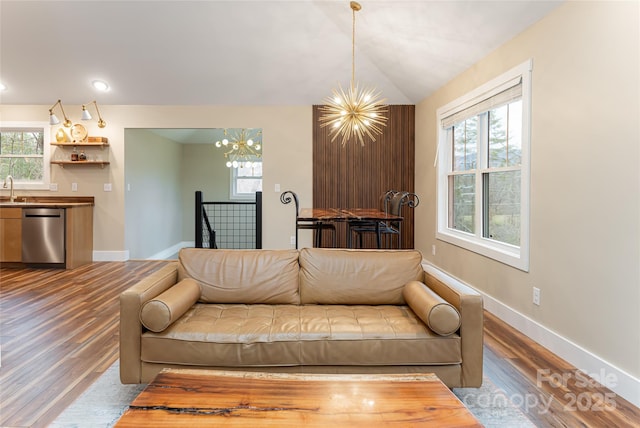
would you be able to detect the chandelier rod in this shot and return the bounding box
[351,3,356,88]
[350,1,361,90]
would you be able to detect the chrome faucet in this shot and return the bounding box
[3,175,15,203]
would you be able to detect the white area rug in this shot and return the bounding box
[52,361,535,427]
[50,361,145,428]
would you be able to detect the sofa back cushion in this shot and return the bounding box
[299,248,424,304]
[178,248,300,304]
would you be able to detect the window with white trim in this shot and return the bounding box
[436,60,531,271]
[0,122,51,190]
[230,161,262,200]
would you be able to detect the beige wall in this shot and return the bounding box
[415,0,639,382]
[0,105,314,254]
[124,129,183,259]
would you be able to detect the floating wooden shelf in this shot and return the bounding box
[51,160,110,168]
[51,142,109,149]
[51,136,110,168]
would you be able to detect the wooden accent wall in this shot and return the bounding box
[312,105,416,248]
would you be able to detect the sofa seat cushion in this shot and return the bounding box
[141,304,461,367]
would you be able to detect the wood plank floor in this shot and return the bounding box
[1,261,639,427]
[0,261,168,428]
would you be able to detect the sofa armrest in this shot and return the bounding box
[422,266,484,388]
[119,262,179,384]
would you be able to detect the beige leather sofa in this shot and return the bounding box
[120,248,483,388]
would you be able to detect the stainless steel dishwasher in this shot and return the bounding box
[22,208,66,265]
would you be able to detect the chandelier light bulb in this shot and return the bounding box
[222,139,229,145]
[226,161,232,168]
[247,139,253,146]
[255,144,261,150]
[232,161,239,168]
[215,141,221,147]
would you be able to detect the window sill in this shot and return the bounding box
[436,228,529,272]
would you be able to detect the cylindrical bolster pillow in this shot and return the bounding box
[403,280,461,336]
[140,278,201,332]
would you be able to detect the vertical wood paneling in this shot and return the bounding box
[313,105,416,248]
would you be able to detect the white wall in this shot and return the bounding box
[415,1,639,404]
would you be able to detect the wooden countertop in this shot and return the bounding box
[0,202,94,208]
[0,196,94,208]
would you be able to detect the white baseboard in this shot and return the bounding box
[422,261,640,409]
[92,250,130,262]
[147,241,194,260]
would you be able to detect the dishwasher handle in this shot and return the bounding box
[24,213,62,218]
[23,208,65,218]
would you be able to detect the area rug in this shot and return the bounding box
[52,361,535,427]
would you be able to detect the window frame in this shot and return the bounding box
[436,60,532,271]
[229,159,262,200]
[0,121,52,190]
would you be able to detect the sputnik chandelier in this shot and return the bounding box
[214,128,262,168]
[319,1,387,147]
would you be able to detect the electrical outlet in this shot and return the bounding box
[104,183,112,192]
[290,235,296,245]
[49,183,58,192]
[71,182,78,192]
[275,184,281,192]
[533,287,541,306]
[432,244,436,256]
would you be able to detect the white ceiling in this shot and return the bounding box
[0,0,562,107]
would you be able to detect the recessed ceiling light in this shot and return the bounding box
[92,80,110,92]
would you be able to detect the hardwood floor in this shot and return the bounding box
[0,261,168,428]
[1,261,639,427]
[484,312,640,427]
